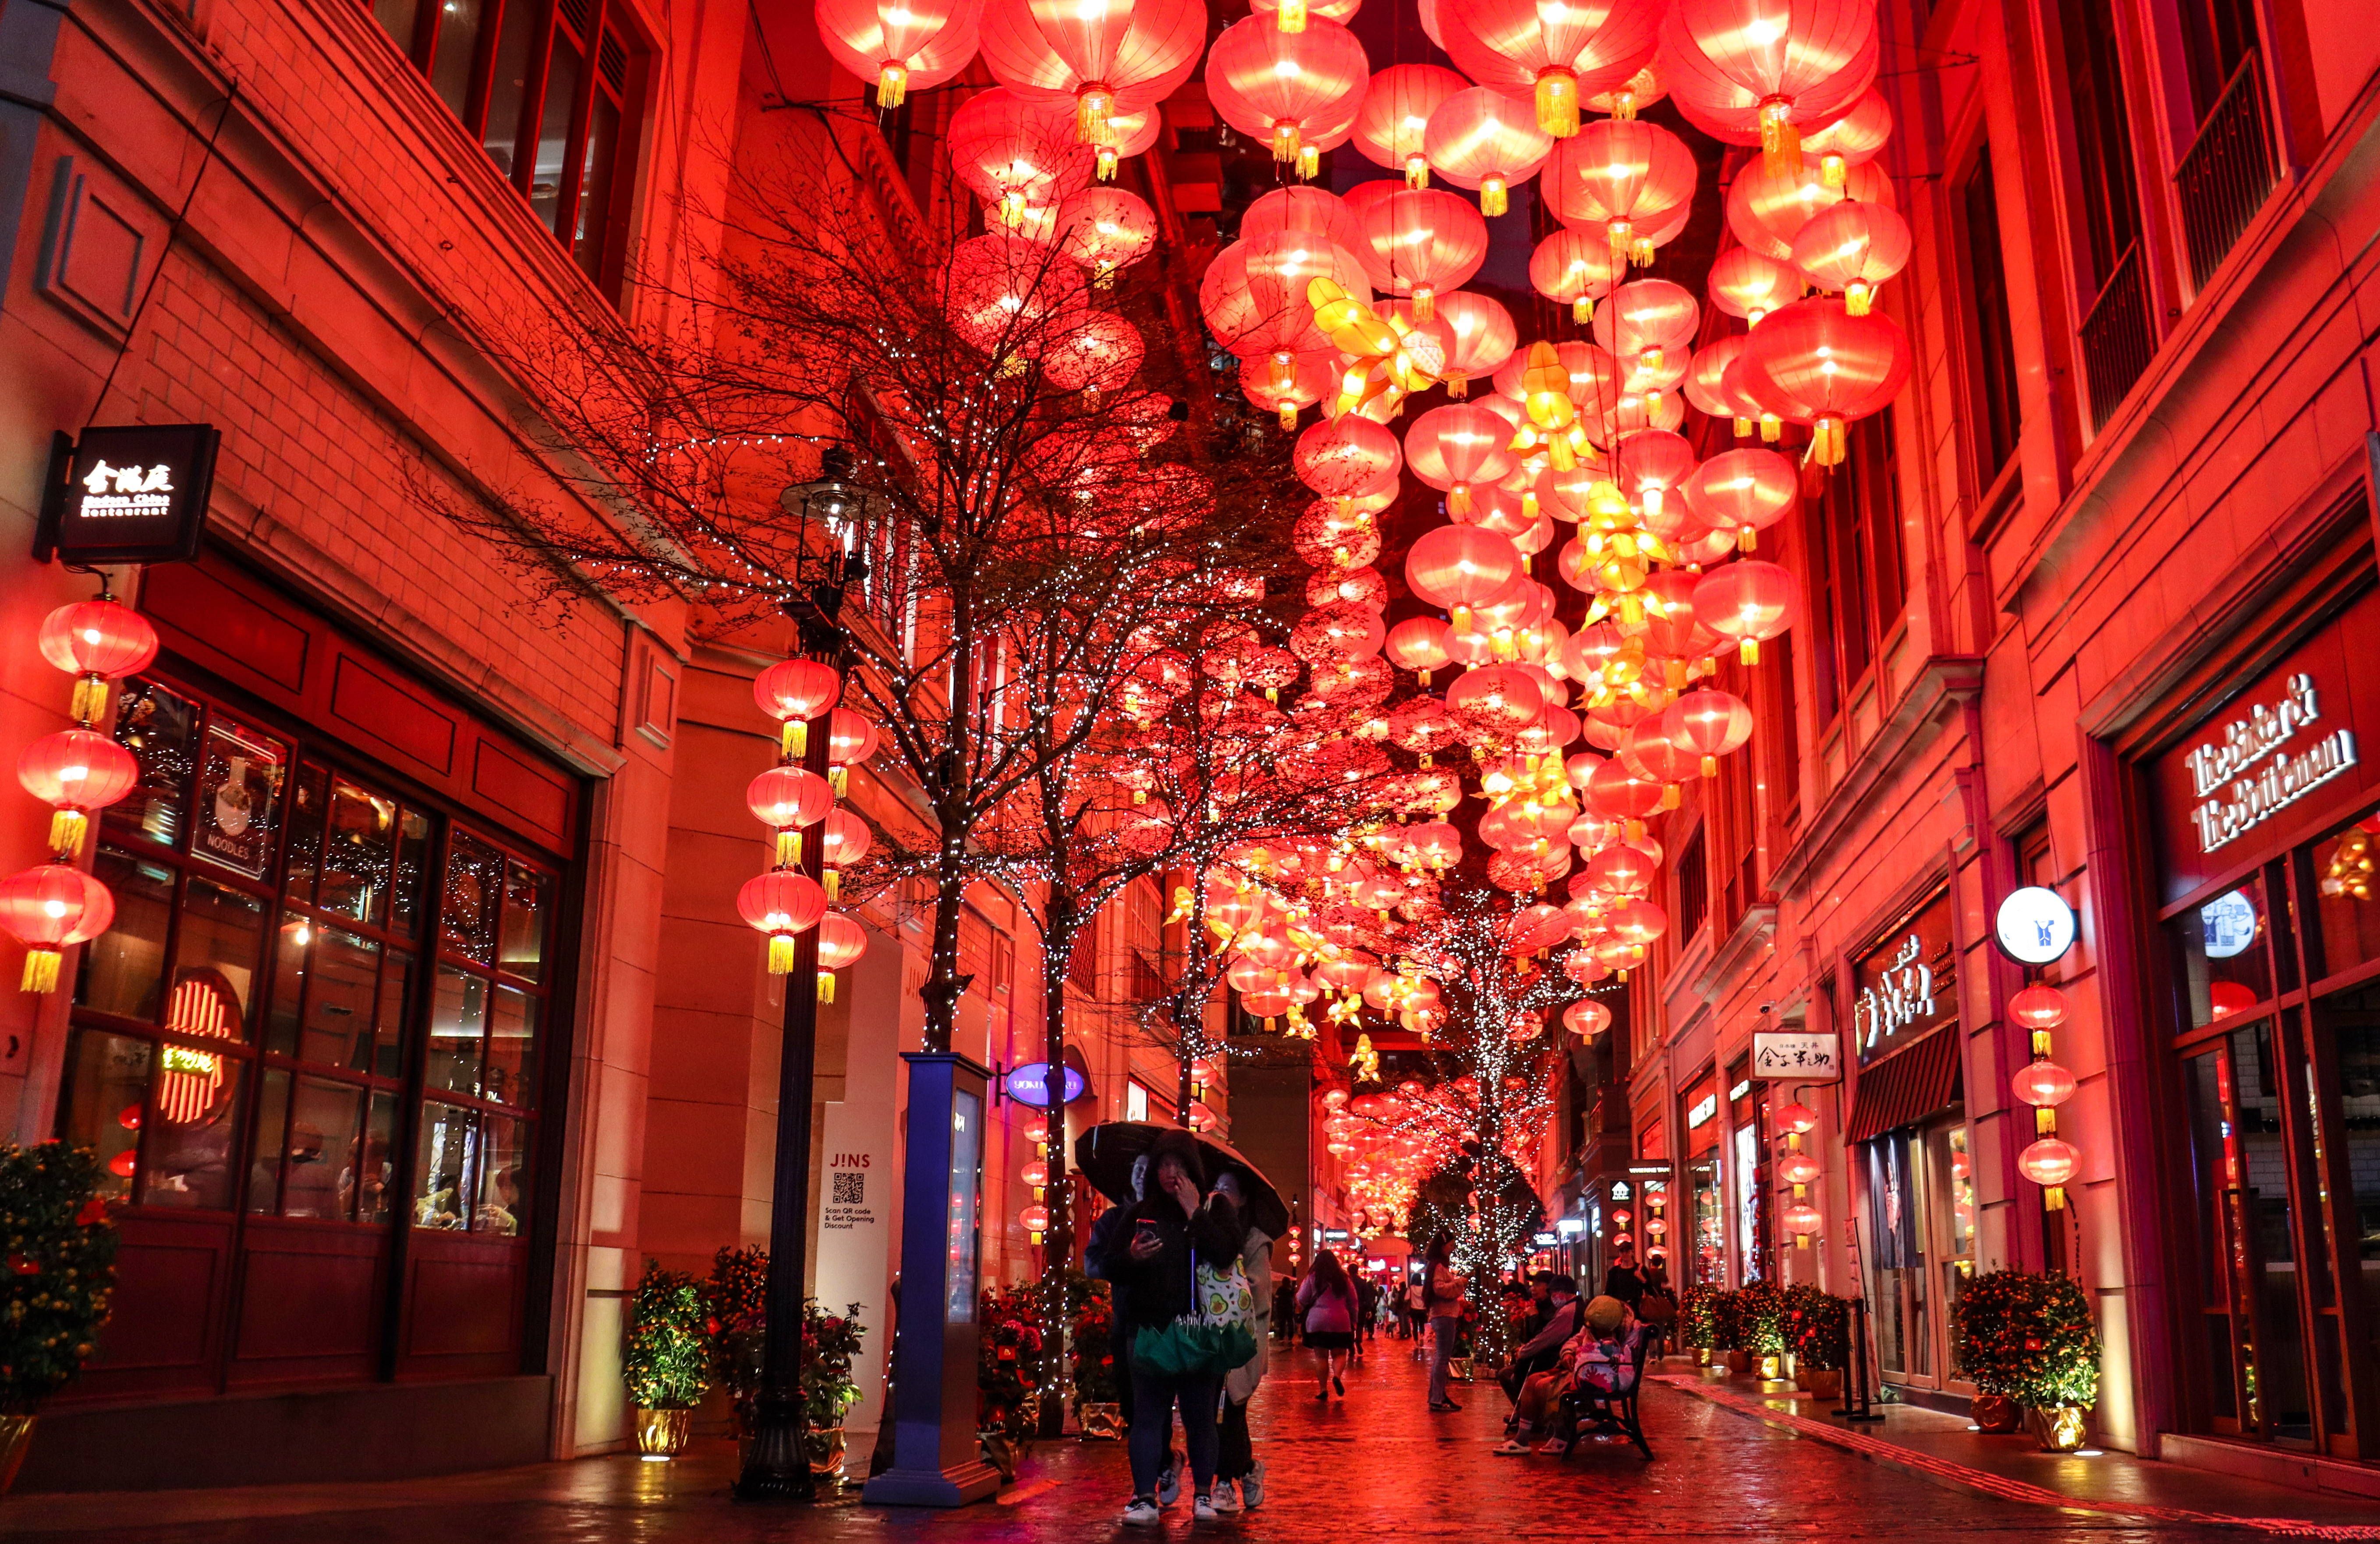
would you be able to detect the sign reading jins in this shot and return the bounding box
[1853,889,1957,1065]
[35,424,219,565]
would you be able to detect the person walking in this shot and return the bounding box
[1109,1130,1246,1526]
[1602,1242,1647,1314]
[1351,1269,1379,1364]
[1294,1249,1360,1400]
[1405,1268,1428,1348]
[1636,1255,1678,1358]
[1086,1157,1172,1502]
[1423,1234,1469,1412]
[1210,1171,1271,1514]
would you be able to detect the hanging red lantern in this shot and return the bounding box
[17,728,139,855]
[1661,0,1879,173]
[1205,14,1371,173]
[2012,1061,2079,1108]
[1790,199,1912,315]
[950,88,1094,228]
[1591,279,1700,387]
[815,911,868,1001]
[39,598,159,724]
[815,0,983,106]
[747,766,835,869]
[1241,184,1368,256]
[1781,1200,1824,1237]
[1385,617,1456,684]
[1776,1150,1822,1186]
[978,0,1205,145]
[1707,246,1803,327]
[1435,0,1664,138]
[1681,448,1797,553]
[1406,525,1523,629]
[2016,1138,2081,1189]
[1694,560,1797,664]
[1738,297,1910,464]
[821,807,872,900]
[1200,230,1371,364]
[1296,413,1404,499]
[1427,292,1517,397]
[1799,85,1891,185]
[1021,1201,1053,1238]
[1058,186,1160,283]
[1356,188,1489,321]
[1424,87,1554,217]
[1773,1100,1818,1134]
[1728,155,1896,260]
[1671,690,1755,776]
[1245,348,1342,430]
[1529,227,1622,325]
[1544,118,1697,265]
[2010,983,2070,1030]
[0,863,115,993]
[1562,999,1611,1036]
[944,230,1091,358]
[1405,404,1518,516]
[737,870,829,974]
[1351,63,1467,185]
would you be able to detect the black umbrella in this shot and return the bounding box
[1073,1121,1292,1239]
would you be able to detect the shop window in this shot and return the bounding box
[364,0,645,294]
[2167,873,2277,1030]
[2311,806,2380,983]
[1957,150,2024,486]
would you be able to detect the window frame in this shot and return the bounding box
[1953,147,2026,489]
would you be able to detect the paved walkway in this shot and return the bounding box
[6,1337,2376,1540]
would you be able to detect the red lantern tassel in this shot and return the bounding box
[21,948,61,994]
[767,934,796,974]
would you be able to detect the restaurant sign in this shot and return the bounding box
[1853,889,1957,1065]
[35,424,219,564]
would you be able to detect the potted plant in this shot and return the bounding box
[1711,1288,1753,1373]
[1070,1278,1123,1440]
[977,1284,1045,1480]
[1679,1285,1720,1366]
[623,1260,711,1458]
[0,1144,118,1494]
[1738,1279,1789,1379]
[1786,1287,1850,1399]
[802,1300,866,1480]
[1952,1269,2102,1448]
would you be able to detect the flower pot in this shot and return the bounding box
[2028,1404,2088,1452]
[634,1406,693,1458]
[1972,1394,2022,1433]
[1802,1368,1842,1399]
[0,1415,34,1496]
[1757,1355,1783,1381]
[806,1424,847,1479]
[1724,1350,1753,1374]
[1449,1356,1475,1383]
[1078,1401,1124,1441]
[1694,1346,1714,1367]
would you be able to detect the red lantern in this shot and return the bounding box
[827,708,880,774]
[815,0,982,105]
[1728,155,1895,260]
[0,863,115,993]
[950,88,1093,227]
[1241,184,1367,256]
[1801,87,1892,185]
[1781,1200,1823,1237]
[1606,896,1668,945]
[1707,246,1803,327]
[39,598,159,724]
[821,807,872,900]
[737,870,829,974]
[1445,664,1544,732]
[1738,297,1909,464]
[1385,617,1457,684]
[1563,999,1611,1036]
[1296,413,1403,499]
[1405,525,1522,628]
[747,765,835,856]
[1671,690,1755,776]
[1200,230,1371,363]
[1022,1157,1051,1190]
[1790,199,1912,315]
[1058,187,1160,283]
[2012,1061,2079,1109]
[2010,983,2070,1031]
[1021,1201,1052,1237]
[1773,1100,1818,1134]
[17,728,138,854]
[2017,1138,2081,1189]
[1244,348,1342,430]
[1205,15,1371,172]
[1428,291,1517,397]
[1350,63,1467,185]
[1776,1150,1822,1186]
[1544,118,1697,265]
[944,231,1090,357]
[1682,449,1797,552]
[1435,0,1664,138]
[1661,0,1879,172]
[1529,227,1622,325]
[1591,278,1700,385]
[1357,188,1489,321]
[1694,559,1798,663]
[978,0,1205,145]
[1424,87,1554,217]
[1405,404,1518,516]
[1249,0,1360,31]
[814,911,868,1000]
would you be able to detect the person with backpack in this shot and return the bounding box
[1422,1233,1469,1412]
[1209,1170,1272,1515]
[1109,1131,1246,1526]
[1295,1249,1360,1399]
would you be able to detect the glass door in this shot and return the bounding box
[1867,1130,1929,1381]
[1927,1119,1977,1391]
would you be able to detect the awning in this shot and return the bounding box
[1845,1027,1963,1143]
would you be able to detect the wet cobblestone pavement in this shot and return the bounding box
[7,1342,2374,1541]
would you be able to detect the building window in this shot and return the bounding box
[1807,410,1906,723]
[1957,152,2024,484]
[2060,0,2155,427]
[366,0,643,292]
[1675,826,1709,945]
[2174,0,2262,122]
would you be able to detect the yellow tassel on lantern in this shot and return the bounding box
[48,809,87,855]
[768,934,796,974]
[877,62,908,107]
[20,948,60,994]
[828,766,849,797]
[1606,218,1633,263]
[1448,484,1473,516]
[1535,67,1579,137]
[1279,402,1298,430]
[999,189,1027,227]
[71,676,107,726]
[1276,0,1307,28]
[1298,142,1320,180]
[824,869,841,902]
[1446,371,1469,399]
[1760,412,1782,442]
[1739,528,1757,553]
[2044,1184,2067,1211]
[1405,153,1429,189]
[1821,151,1847,187]
[1611,89,1638,121]
[1812,415,1848,466]
[1097,145,1119,180]
[1740,638,1762,665]
[817,970,836,1003]
[1480,177,1507,217]
[1272,121,1301,164]
[1845,280,1874,316]
[775,830,803,867]
[783,719,808,758]
[1451,604,1472,632]
[1734,415,1754,438]
[1760,98,1801,174]
[1077,87,1116,144]
[1573,295,1593,324]
[1631,236,1655,267]
[1410,286,1435,322]
[1701,754,1719,777]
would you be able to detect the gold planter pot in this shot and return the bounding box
[1693,1346,1714,1367]
[1756,1355,1783,1381]
[2029,1405,2088,1452]
[1078,1401,1124,1441]
[806,1424,847,1479]
[634,1406,693,1459]
[1448,1356,1475,1383]
[0,1415,34,1496]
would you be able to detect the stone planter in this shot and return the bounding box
[2028,1404,2088,1452]
[1078,1401,1124,1441]
[634,1406,693,1459]
[1800,1367,1842,1399]
[1972,1394,2022,1433]
[1724,1350,1753,1374]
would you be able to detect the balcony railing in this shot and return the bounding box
[2175,51,2278,291]
[2078,244,2156,430]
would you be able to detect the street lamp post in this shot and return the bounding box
[734,455,867,1504]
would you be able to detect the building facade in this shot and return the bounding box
[1627,0,2380,1497]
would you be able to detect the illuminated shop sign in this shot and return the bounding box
[2183,673,2358,854]
[1994,886,2076,965]
[1853,890,1957,1065]
[1753,1031,1842,1080]
[36,423,219,564]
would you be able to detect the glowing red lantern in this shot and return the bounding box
[821,807,872,900]
[737,870,829,974]
[1661,0,1879,171]
[2010,983,2070,1030]
[1790,199,1912,315]
[1563,999,1611,1036]
[1424,87,1554,217]
[1205,15,1371,171]
[1429,291,1517,397]
[1244,348,1341,429]
[1446,664,1544,731]
[1296,413,1403,499]
[39,598,159,724]
[1385,616,1456,683]
[1241,184,1367,255]
[1801,86,1892,185]
[1351,63,1466,185]
[747,766,835,865]
[1021,1201,1053,1237]
[1777,1150,1822,1186]
[1357,188,1489,321]
[1405,525,1522,629]
[815,911,868,1001]
[1543,118,1697,264]
[1530,227,1622,324]
[1781,1200,1823,1237]
[1591,278,1700,385]
[1773,1100,1818,1134]
[978,0,1205,144]
[1707,245,1803,327]
[1728,155,1895,259]
[1681,449,1797,552]
[1058,187,1160,283]
[816,0,982,105]
[1200,230,1371,363]
[17,728,138,854]
[1405,404,1518,516]
[944,231,1090,357]
[1694,559,1796,664]
[2017,1139,2081,1189]
[1738,297,1910,464]
[1435,0,1664,137]
[950,88,1093,227]
[0,863,115,993]
[2012,1061,2079,1108]
[1671,690,1755,776]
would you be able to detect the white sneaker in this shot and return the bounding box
[1240,1461,1265,1509]
[1208,1480,1243,1514]
[1157,1467,1181,1506]
[1194,1496,1219,1520]
[1123,1498,1161,1526]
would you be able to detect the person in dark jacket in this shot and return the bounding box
[1499,1275,1581,1427]
[1087,1157,1178,1502]
[1602,1243,1646,1313]
[1111,1130,1245,1526]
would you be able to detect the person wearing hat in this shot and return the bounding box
[1498,1274,1580,1427]
[1491,1294,1640,1455]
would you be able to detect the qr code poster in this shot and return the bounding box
[822,1144,880,1233]
[832,1171,866,1206]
